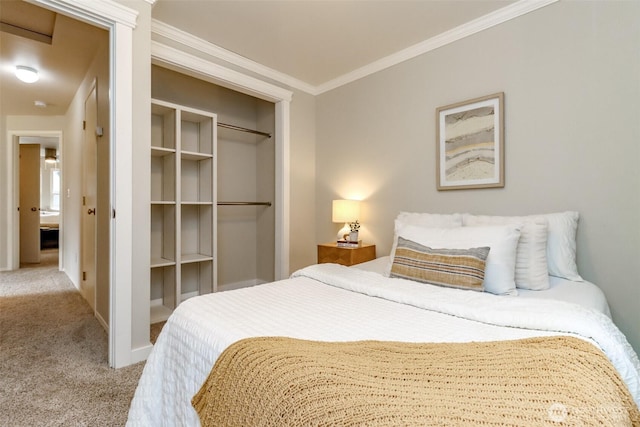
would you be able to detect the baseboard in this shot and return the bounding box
[130,344,153,365]
[95,311,108,332]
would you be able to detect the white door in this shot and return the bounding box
[19,144,41,264]
[82,85,98,310]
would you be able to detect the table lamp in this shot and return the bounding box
[332,199,360,241]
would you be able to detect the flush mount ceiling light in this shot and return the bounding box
[15,65,39,83]
[44,148,57,164]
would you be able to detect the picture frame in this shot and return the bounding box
[436,92,504,190]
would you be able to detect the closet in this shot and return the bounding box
[150,66,275,323]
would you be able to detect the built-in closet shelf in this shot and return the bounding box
[150,304,173,324]
[151,147,176,156]
[181,254,213,264]
[181,151,213,161]
[151,257,176,268]
[150,98,217,324]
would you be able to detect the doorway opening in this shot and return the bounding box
[17,134,62,270]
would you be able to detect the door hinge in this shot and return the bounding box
[82,271,86,281]
[83,120,86,130]
[112,208,116,219]
[83,196,86,206]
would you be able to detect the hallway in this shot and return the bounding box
[0,249,143,426]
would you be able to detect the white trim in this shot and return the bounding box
[130,344,153,364]
[151,41,293,103]
[110,22,134,369]
[7,130,64,272]
[152,20,315,95]
[31,0,137,28]
[96,309,108,332]
[316,0,559,94]
[275,100,290,280]
[31,0,138,369]
[151,0,557,95]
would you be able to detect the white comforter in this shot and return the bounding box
[127,264,640,426]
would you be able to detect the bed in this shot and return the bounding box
[40,210,59,249]
[127,211,640,426]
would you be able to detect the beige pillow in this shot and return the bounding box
[390,237,490,291]
[393,224,521,295]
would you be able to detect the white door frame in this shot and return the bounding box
[32,0,138,368]
[9,131,64,271]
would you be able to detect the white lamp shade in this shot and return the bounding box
[15,66,39,83]
[332,199,360,223]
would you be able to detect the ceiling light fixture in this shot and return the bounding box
[34,100,47,108]
[44,148,57,164]
[15,65,39,83]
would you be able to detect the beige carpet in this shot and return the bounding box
[0,250,147,426]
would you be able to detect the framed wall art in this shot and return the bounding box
[436,92,504,190]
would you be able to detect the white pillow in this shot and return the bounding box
[395,212,463,228]
[463,212,582,282]
[393,224,522,295]
[462,214,550,290]
[385,213,463,277]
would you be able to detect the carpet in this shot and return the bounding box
[0,250,145,426]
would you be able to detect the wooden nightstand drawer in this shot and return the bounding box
[317,243,376,266]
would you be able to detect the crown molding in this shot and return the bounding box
[315,0,558,94]
[151,20,315,95]
[152,0,558,96]
[151,41,293,103]
[32,0,138,28]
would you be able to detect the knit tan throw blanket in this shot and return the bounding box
[192,336,640,426]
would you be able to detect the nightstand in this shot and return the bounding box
[317,243,376,266]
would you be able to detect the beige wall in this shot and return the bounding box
[315,1,640,352]
[288,89,317,272]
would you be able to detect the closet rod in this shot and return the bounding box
[218,122,272,138]
[217,202,272,207]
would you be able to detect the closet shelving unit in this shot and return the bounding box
[150,97,274,323]
[150,99,216,323]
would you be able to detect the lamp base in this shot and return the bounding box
[337,223,351,241]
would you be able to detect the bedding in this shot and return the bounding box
[193,336,639,426]
[463,211,582,282]
[127,263,640,426]
[389,223,522,295]
[384,211,463,277]
[39,210,60,228]
[357,256,612,317]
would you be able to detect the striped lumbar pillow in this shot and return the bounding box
[390,237,490,291]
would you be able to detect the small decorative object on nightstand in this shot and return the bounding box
[332,199,361,242]
[317,243,376,267]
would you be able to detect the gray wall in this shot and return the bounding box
[316,1,640,352]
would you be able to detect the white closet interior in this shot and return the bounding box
[150,65,275,323]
